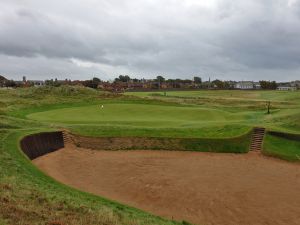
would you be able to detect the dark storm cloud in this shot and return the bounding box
[0,0,300,81]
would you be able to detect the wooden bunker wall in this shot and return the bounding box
[20,131,64,160]
[268,131,300,141]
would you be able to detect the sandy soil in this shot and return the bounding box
[33,147,300,225]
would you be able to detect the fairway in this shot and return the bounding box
[126,90,300,102]
[27,103,248,127]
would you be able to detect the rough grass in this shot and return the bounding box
[263,133,300,161]
[1,86,300,224]
[0,87,183,225]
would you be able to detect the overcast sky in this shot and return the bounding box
[1,0,300,81]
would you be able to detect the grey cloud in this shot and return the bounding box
[215,2,300,70]
[0,0,300,81]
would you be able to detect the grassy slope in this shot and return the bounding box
[125,90,300,133]
[180,132,252,153]
[0,87,184,225]
[126,90,300,102]
[26,103,252,139]
[73,131,252,153]
[1,86,300,224]
[263,133,300,161]
[126,90,300,161]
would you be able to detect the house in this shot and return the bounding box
[234,81,254,89]
[29,80,45,86]
[277,85,296,91]
[253,82,261,89]
[127,80,144,89]
[291,80,300,90]
[0,75,8,87]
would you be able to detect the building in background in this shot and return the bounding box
[234,81,254,89]
[277,84,297,91]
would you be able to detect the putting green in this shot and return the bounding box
[27,103,249,128]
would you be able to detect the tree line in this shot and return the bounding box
[0,74,284,90]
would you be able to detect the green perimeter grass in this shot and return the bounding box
[180,131,252,153]
[69,124,250,138]
[73,132,252,153]
[26,103,248,127]
[263,133,300,161]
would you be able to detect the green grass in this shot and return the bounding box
[126,90,300,102]
[1,86,300,224]
[263,133,300,161]
[125,90,300,133]
[69,124,251,138]
[0,86,186,224]
[180,132,252,153]
[27,103,248,127]
[73,131,252,153]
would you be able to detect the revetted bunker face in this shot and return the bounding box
[268,131,300,141]
[20,131,64,160]
[19,130,300,161]
[20,130,253,159]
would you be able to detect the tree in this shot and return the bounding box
[5,80,16,88]
[115,75,130,82]
[212,79,224,89]
[270,81,278,89]
[156,76,165,89]
[156,76,165,83]
[92,77,101,83]
[82,77,102,89]
[193,76,202,84]
[259,80,278,90]
[223,81,231,89]
[45,79,54,86]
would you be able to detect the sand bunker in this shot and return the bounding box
[33,147,300,225]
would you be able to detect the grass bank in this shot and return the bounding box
[72,130,252,153]
[263,131,300,161]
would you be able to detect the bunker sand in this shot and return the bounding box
[33,147,300,225]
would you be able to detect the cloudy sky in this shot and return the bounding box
[1,0,300,81]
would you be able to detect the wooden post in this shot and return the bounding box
[266,101,271,114]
